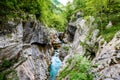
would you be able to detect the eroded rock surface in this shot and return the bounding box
[58,15,120,80]
[0,20,63,80]
[92,31,120,80]
[1,14,120,80]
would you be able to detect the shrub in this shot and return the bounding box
[102,25,120,42]
[0,0,67,32]
[0,69,18,80]
[2,60,11,68]
[57,54,94,80]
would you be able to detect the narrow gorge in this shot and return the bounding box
[0,0,120,80]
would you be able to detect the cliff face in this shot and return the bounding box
[92,32,120,80]
[0,15,120,80]
[59,16,120,80]
[0,20,60,80]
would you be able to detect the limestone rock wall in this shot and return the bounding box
[60,15,120,80]
[0,20,55,80]
[92,32,120,80]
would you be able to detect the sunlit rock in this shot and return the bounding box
[106,21,112,29]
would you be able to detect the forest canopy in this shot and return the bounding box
[0,0,120,33]
[0,0,66,31]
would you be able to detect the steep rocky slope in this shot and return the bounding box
[0,14,120,80]
[0,19,64,80]
[58,15,120,80]
[92,31,120,80]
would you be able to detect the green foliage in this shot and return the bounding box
[65,0,86,21]
[63,46,69,52]
[2,60,11,68]
[85,0,120,30]
[73,0,86,11]
[66,0,120,25]
[0,69,18,80]
[0,0,67,31]
[0,58,19,80]
[0,0,39,17]
[65,0,120,42]
[48,13,67,31]
[102,25,120,42]
[64,2,74,21]
[57,54,94,80]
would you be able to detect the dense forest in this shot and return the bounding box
[0,0,66,31]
